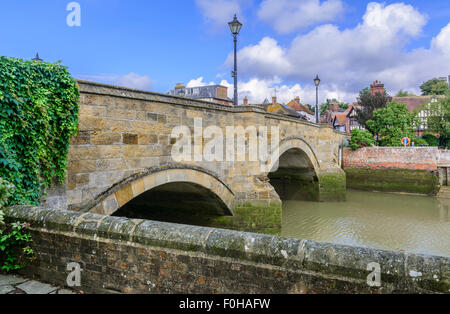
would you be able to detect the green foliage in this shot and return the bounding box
[422,134,440,146]
[0,221,34,272]
[319,99,349,115]
[349,128,376,150]
[422,93,450,148]
[0,57,79,206]
[366,102,420,147]
[412,137,428,146]
[420,78,449,96]
[0,177,33,272]
[0,178,14,212]
[356,89,392,128]
[396,90,416,97]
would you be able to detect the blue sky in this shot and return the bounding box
[1,0,450,104]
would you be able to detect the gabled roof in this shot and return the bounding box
[332,106,354,126]
[286,99,314,114]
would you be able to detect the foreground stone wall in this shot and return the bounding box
[4,206,449,294]
[343,147,441,194]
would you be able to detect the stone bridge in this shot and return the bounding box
[46,80,349,234]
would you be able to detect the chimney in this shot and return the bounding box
[330,102,339,112]
[272,96,277,106]
[370,80,385,96]
[295,96,300,103]
[175,83,185,90]
[243,96,248,106]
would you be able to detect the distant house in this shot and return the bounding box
[320,102,355,134]
[242,96,306,120]
[349,102,364,131]
[286,97,316,122]
[393,95,444,135]
[169,83,233,106]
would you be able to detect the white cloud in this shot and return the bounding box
[258,0,345,34]
[226,2,447,99]
[114,73,152,90]
[195,0,251,28]
[432,23,450,54]
[186,77,216,87]
[78,73,152,90]
[226,37,291,78]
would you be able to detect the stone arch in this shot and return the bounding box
[266,137,321,202]
[83,165,235,216]
[266,136,320,174]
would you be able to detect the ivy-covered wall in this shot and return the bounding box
[0,57,79,206]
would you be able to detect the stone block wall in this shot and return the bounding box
[343,147,441,194]
[4,206,449,294]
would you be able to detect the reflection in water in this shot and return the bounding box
[281,190,450,257]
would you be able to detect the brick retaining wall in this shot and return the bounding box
[4,206,449,294]
[343,147,442,194]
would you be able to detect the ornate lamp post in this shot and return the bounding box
[314,75,321,123]
[229,14,242,106]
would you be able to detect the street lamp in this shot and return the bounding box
[229,14,242,106]
[314,75,321,123]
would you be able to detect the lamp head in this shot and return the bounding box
[228,14,242,35]
[314,75,321,87]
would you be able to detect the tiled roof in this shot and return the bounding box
[332,106,354,126]
[392,96,443,112]
[286,99,314,114]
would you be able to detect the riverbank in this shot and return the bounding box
[343,147,449,195]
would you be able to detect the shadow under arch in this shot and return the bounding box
[80,164,235,217]
[266,137,321,201]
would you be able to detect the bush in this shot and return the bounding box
[349,129,376,150]
[0,57,79,206]
[422,134,440,147]
[0,178,34,272]
[413,137,428,146]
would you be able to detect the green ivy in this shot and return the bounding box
[0,177,34,272]
[0,57,79,206]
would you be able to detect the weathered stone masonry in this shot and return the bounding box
[4,206,449,294]
[45,80,349,234]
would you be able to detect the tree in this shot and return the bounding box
[422,92,450,148]
[396,90,416,97]
[366,102,420,147]
[420,78,449,96]
[320,99,349,115]
[355,88,392,128]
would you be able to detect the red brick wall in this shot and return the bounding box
[343,147,439,171]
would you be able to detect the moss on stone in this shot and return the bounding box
[318,172,347,202]
[345,168,440,195]
[209,203,282,235]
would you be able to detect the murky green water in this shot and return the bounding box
[281,190,450,257]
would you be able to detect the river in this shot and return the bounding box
[281,190,450,257]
